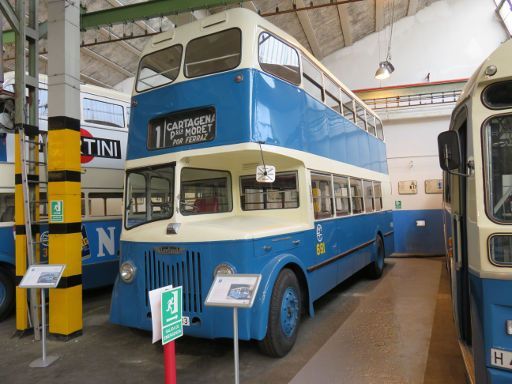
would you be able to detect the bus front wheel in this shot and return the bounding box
[259,268,302,357]
[0,267,14,321]
[367,236,385,279]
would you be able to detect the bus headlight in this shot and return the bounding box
[214,263,236,277]
[120,261,136,283]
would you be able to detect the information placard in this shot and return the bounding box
[19,264,66,289]
[205,274,261,309]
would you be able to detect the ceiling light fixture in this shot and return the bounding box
[375,0,396,80]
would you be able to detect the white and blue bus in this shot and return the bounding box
[0,74,130,320]
[438,39,512,382]
[110,8,394,356]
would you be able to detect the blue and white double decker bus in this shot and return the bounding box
[438,39,512,382]
[110,8,394,356]
[0,74,130,320]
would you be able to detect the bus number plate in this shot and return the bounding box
[491,348,512,370]
[148,107,216,149]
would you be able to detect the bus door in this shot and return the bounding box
[451,115,472,345]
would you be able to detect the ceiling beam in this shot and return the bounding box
[337,4,353,46]
[81,47,134,77]
[407,0,419,16]
[0,0,19,33]
[375,0,385,32]
[80,0,244,30]
[294,0,323,58]
[97,27,141,56]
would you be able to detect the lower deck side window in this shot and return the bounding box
[350,179,364,214]
[311,173,333,219]
[241,172,299,211]
[0,193,14,222]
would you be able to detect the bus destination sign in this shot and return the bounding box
[148,107,216,149]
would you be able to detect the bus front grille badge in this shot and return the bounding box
[166,223,181,235]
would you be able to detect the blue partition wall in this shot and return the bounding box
[392,209,445,255]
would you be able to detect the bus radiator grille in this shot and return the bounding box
[143,249,203,314]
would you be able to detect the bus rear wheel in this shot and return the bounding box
[259,268,302,357]
[0,268,14,321]
[367,236,385,279]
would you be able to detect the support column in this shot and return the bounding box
[47,0,82,338]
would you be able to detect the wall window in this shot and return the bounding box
[350,178,364,214]
[0,193,14,222]
[180,168,232,215]
[39,89,48,117]
[494,0,512,37]
[374,182,383,211]
[258,32,300,85]
[311,173,332,220]
[240,172,299,211]
[302,57,323,102]
[185,28,241,78]
[333,176,350,216]
[83,98,125,128]
[136,45,183,92]
[89,192,123,217]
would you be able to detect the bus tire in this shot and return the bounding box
[0,267,14,321]
[258,268,302,358]
[367,236,385,279]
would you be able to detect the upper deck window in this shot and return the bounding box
[258,32,300,85]
[136,45,183,92]
[483,80,512,110]
[83,98,125,128]
[184,28,241,78]
[302,57,323,102]
[484,114,512,223]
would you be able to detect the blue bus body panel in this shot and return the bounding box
[80,220,121,289]
[128,69,388,174]
[0,227,14,266]
[110,211,393,340]
[0,220,120,289]
[470,272,512,383]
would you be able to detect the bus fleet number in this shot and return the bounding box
[316,242,326,256]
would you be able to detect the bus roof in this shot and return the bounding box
[1,71,130,103]
[456,38,512,109]
[139,8,376,120]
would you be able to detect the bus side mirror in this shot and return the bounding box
[438,131,461,171]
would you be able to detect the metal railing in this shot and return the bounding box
[362,89,462,111]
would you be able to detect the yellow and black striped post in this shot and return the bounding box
[48,116,82,338]
[14,129,29,332]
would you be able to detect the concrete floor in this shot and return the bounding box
[0,258,466,384]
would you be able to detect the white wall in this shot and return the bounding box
[322,0,508,90]
[385,114,451,210]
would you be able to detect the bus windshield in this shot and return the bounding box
[125,164,175,228]
[180,168,232,215]
[485,114,512,223]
